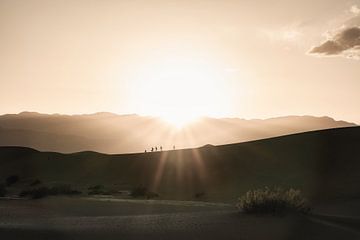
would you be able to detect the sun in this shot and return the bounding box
[158,109,201,128]
[127,50,231,128]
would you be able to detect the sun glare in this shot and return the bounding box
[158,109,200,129]
[129,51,231,128]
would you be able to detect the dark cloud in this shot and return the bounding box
[309,27,360,58]
[310,40,344,55]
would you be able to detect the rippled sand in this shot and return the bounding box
[0,197,359,240]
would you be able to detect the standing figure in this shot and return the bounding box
[151,147,154,152]
[173,145,176,150]
[155,146,158,151]
[160,146,163,151]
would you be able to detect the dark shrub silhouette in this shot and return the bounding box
[20,187,49,199]
[237,187,310,215]
[87,185,111,195]
[6,175,19,186]
[88,185,102,190]
[0,184,6,197]
[51,184,80,195]
[194,192,206,199]
[20,184,81,199]
[130,186,159,199]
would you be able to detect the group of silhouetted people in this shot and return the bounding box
[144,145,175,153]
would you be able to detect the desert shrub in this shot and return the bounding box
[194,192,206,199]
[20,187,49,199]
[87,185,111,195]
[51,184,81,195]
[6,175,19,186]
[237,187,310,215]
[130,186,148,198]
[0,184,7,197]
[130,186,158,199]
[88,185,104,191]
[20,184,81,199]
[30,179,41,186]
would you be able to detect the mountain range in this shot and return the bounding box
[0,112,356,153]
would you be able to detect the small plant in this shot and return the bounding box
[237,187,310,215]
[130,186,159,199]
[87,185,111,195]
[20,187,50,199]
[20,184,81,199]
[51,184,81,195]
[194,192,206,199]
[6,175,19,186]
[0,184,7,197]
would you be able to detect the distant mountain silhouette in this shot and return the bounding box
[0,112,356,153]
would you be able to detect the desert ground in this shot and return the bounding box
[0,196,360,240]
[0,127,360,239]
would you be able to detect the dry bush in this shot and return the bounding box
[237,187,310,215]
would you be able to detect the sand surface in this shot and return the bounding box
[0,197,360,240]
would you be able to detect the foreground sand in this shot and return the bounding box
[0,197,360,240]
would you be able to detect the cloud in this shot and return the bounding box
[350,5,360,14]
[309,5,360,59]
[309,27,360,58]
[262,24,303,44]
[310,40,344,55]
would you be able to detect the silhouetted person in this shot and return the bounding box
[173,145,176,150]
[155,146,158,151]
[160,146,162,151]
[151,147,154,152]
[145,150,147,153]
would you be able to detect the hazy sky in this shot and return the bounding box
[1,0,359,123]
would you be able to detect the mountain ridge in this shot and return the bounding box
[0,112,356,153]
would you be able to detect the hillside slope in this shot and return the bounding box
[0,126,359,202]
[0,112,356,153]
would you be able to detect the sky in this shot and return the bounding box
[0,0,359,124]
